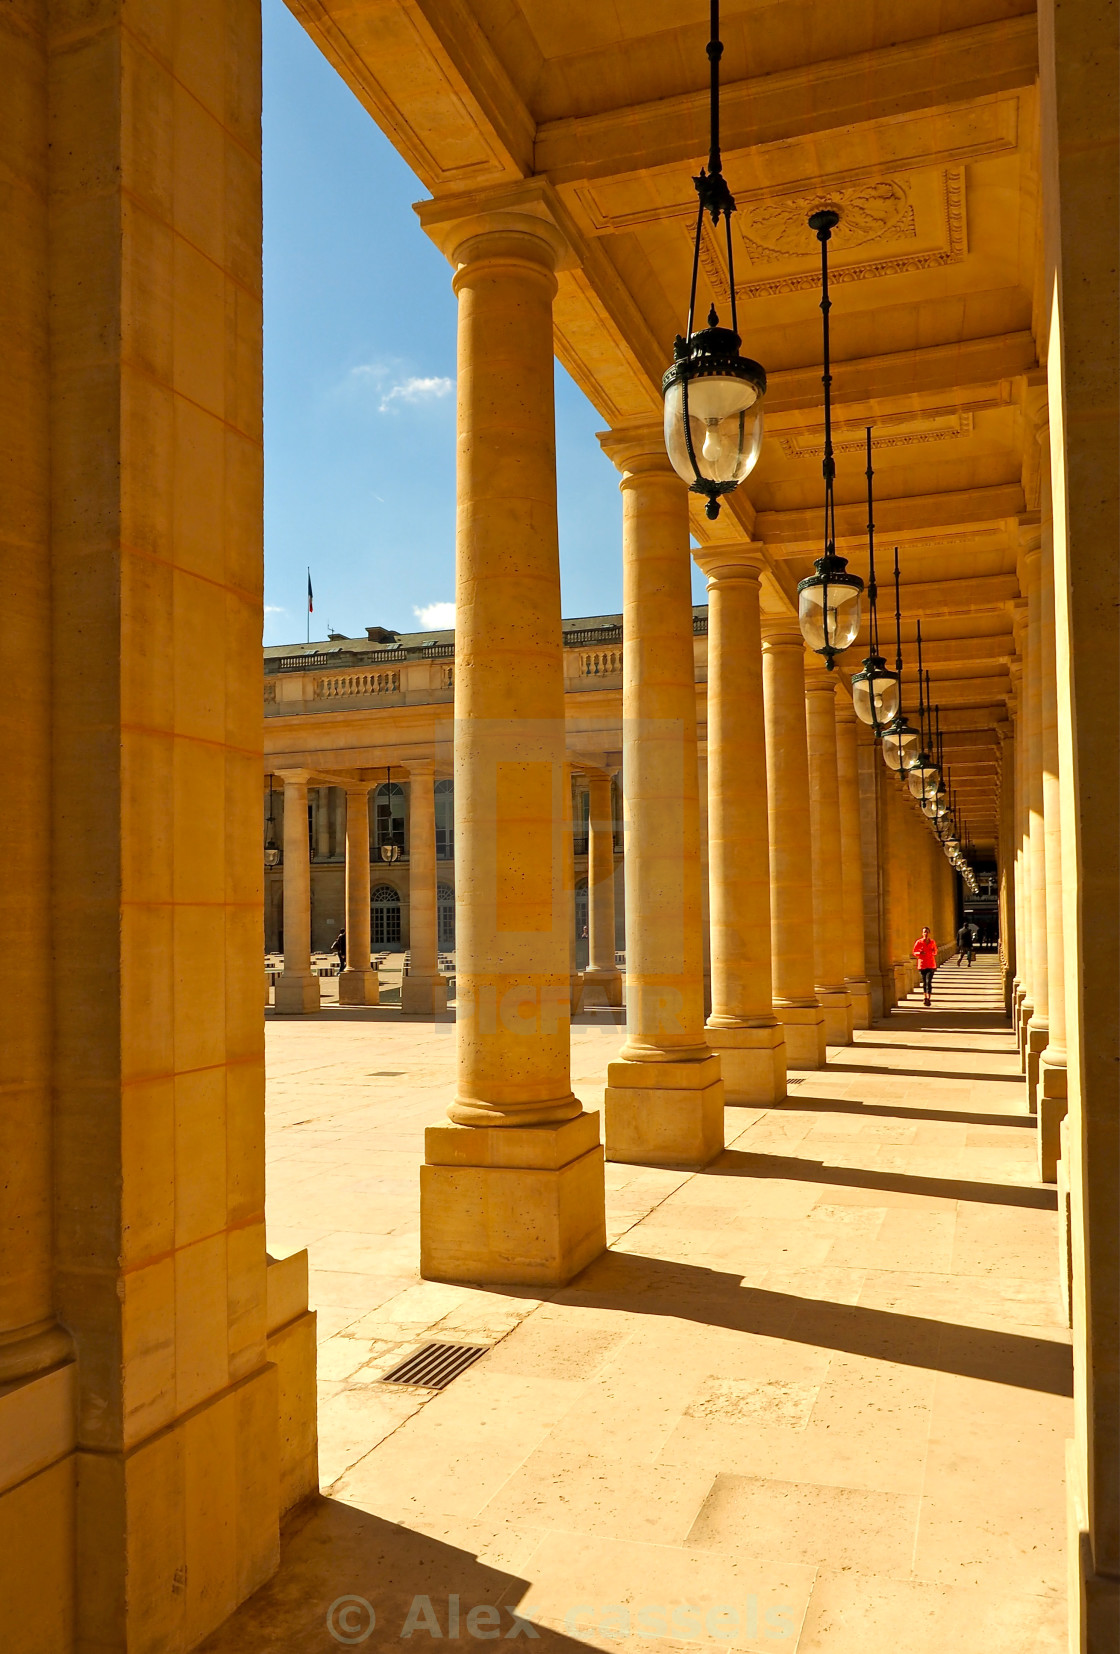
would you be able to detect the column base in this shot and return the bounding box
[704,1022,787,1105]
[776,1003,828,1069]
[274,972,320,1015]
[582,968,623,1007]
[1025,1016,1049,1113]
[1036,1051,1068,1182]
[400,973,447,1015]
[1066,1440,1120,1654]
[816,988,853,1046]
[845,980,872,1030]
[570,973,585,1014]
[338,967,379,1006]
[420,1112,606,1286]
[604,1053,724,1169]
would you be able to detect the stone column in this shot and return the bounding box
[599,427,724,1168]
[275,772,320,1014]
[315,785,332,859]
[997,721,1017,1015]
[835,698,872,1029]
[805,659,854,1045]
[1036,426,1067,1177]
[583,768,622,1007]
[693,543,786,1103]
[1038,3,1120,1634]
[1010,624,1032,1058]
[1022,535,1049,1108]
[338,782,378,1006]
[401,761,447,1015]
[761,619,827,1066]
[415,189,605,1283]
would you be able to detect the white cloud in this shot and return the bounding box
[413,602,455,630]
[379,375,454,413]
[264,605,286,614]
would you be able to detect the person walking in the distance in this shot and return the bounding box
[956,920,974,967]
[913,926,939,1008]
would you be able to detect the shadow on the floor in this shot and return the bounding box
[266,1006,457,1024]
[194,1496,597,1654]
[820,1062,1023,1085]
[773,1096,1035,1130]
[561,1251,1072,1397]
[856,1039,1017,1056]
[708,1148,1057,1211]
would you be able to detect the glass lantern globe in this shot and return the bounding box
[264,838,281,868]
[797,554,863,669]
[380,843,401,864]
[907,756,941,801]
[851,654,900,729]
[881,717,920,774]
[663,316,766,518]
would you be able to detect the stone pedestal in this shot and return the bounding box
[598,428,723,1167]
[420,1114,605,1285]
[275,773,321,1015]
[415,186,605,1283]
[761,621,827,1067]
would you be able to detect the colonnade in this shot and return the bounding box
[1003,406,1068,1183]
[273,763,446,1016]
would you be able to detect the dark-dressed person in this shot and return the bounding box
[912,927,939,1007]
[956,921,974,967]
[330,928,346,971]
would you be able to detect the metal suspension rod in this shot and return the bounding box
[893,546,903,675]
[865,427,878,655]
[707,0,723,177]
[819,226,835,553]
[916,619,925,739]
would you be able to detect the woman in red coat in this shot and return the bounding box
[912,927,939,1007]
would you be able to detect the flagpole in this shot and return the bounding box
[307,566,311,645]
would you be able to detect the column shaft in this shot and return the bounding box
[762,621,827,1066]
[275,775,320,1014]
[600,432,723,1167]
[805,664,854,1045]
[1037,432,1067,1177]
[836,702,872,1028]
[339,784,378,1006]
[416,197,604,1286]
[1023,542,1049,1107]
[401,764,446,1015]
[584,771,622,1006]
[696,546,786,1102]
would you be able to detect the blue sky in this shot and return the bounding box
[263,0,708,645]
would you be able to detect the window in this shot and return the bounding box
[371,884,401,946]
[437,883,455,951]
[374,782,406,856]
[435,778,454,860]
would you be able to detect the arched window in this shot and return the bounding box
[437,883,455,950]
[373,782,405,855]
[371,884,401,946]
[435,778,454,860]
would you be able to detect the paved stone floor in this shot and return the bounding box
[201,957,1070,1653]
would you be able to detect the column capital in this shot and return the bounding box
[597,422,678,482]
[276,767,315,787]
[416,178,581,275]
[692,541,767,583]
[400,756,435,778]
[759,615,805,651]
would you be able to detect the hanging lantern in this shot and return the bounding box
[882,717,921,774]
[379,764,402,863]
[797,209,863,668]
[264,774,281,868]
[850,433,901,728]
[662,2,765,518]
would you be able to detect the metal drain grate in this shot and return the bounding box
[786,1077,806,1087]
[380,1342,489,1390]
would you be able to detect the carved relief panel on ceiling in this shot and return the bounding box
[697,168,966,302]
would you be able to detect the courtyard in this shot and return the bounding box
[202,959,1069,1653]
